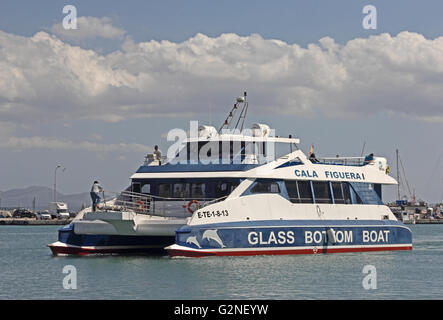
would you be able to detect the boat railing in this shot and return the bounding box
[99,191,228,218]
[143,154,168,166]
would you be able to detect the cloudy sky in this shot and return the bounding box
[1,0,443,203]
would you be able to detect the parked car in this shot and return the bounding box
[36,211,52,220]
[12,209,36,218]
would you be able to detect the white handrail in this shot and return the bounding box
[98,190,228,218]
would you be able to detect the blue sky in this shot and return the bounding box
[3,1,443,44]
[0,0,443,203]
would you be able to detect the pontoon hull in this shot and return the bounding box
[166,220,413,258]
[49,223,177,256]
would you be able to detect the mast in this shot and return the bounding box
[219,91,248,133]
[396,149,400,201]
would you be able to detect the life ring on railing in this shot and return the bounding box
[187,200,199,214]
[135,200,145,212]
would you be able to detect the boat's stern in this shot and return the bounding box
[47,223,81,256]
[48,211,187,256]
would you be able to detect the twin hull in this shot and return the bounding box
[167,220,413,257]
[48,215,187,256]
[48,208,413,257]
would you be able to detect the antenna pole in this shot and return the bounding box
[219,91,248,133]
[235,91,248,132]
[360,141,366,157]
[396,149,400,201]
[54,165,61,203]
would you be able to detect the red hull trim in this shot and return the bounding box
[167,245,412,258]
[48,244,165,256]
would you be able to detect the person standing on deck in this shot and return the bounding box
[153,145,162,165]
[90,181,104,212]
[364,153,375,164]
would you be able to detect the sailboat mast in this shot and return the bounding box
[396,149,400,201]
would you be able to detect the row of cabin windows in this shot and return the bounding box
[250,181,280,194]
[175,141,267,162]
[160,183,205,199]
[249,180,364,204]
[139,181,239,199]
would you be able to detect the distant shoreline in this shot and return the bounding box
[415,219,443,224]
[0,218,72,225]
[1,217,442,226]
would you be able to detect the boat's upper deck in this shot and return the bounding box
[132,92,395,185]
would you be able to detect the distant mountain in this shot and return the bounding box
[0,186,92,211]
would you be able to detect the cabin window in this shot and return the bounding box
[132,182,141,193]
[354,192,363,204]
[141,183,151,194]
[297,181,313,203]
[277,157,304,169]
[158,183,172,198]
[219,182,228,191]
[342,182,352,204]
[374,184,382,201]
[191,183,206,198]
[250,181,280,194]
[331,182,344,204]
[312,181,332,204]
[284,181,299,203]
[172,183,190,198]
[215,182,231,198]
[349,182,381,205]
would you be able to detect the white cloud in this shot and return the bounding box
[1,29,443,127]
[5,137,151,153]
[0,137,151,153]
[50,16,126,41]
[0,123,151,153]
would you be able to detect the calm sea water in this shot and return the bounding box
[0,224,442,300]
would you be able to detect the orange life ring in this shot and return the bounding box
[135,200,145,212]
[187,200,199,214]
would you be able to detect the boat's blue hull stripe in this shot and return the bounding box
[58,224,174,248]
[175,220,412,250]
